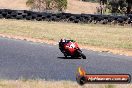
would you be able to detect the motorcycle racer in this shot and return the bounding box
[59,38,86,59]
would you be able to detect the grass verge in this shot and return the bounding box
[0,19,132,56]
[0,80,131,88]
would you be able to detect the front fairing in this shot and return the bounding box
[64,42,79,56]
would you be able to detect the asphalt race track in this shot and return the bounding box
[0,37,132,81]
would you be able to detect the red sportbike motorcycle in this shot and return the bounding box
[59,39,86,59]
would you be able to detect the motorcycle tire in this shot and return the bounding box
[77,50,86,59]
[62,51,68,58]
[64,53,68,58]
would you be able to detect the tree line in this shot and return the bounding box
[80,0,132,14]
[26,0,67,12]
[26,0,132,14]
[99,0,132,14]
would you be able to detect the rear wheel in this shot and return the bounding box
[62,51,68,58]
[64,53,68,58]
[77,50,86,59]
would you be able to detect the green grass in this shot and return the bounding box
[0,19,132,50]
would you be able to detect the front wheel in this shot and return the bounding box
[77,50,86,59]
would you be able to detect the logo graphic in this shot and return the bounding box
[76,67,131,85]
